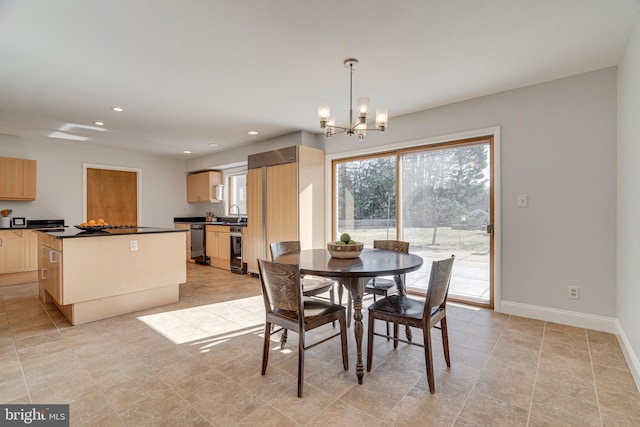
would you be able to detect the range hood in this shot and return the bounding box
[215,185,224,201]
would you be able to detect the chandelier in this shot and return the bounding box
[317,58,388,140]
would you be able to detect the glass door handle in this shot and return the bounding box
[486,224,494,237]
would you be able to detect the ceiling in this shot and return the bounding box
[1,0,638,159]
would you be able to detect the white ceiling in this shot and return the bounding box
[1,0,638,158]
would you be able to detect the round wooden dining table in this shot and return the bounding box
[275,248,424,384]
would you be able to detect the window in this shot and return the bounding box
[227,172,247,215]
[333,154,397,245]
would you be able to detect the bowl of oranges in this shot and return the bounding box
[76,218,110,231]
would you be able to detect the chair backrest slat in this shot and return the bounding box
[270,241,301,260]
[424,256,455,317]
[258,259,302,313]
[373,240,409,253]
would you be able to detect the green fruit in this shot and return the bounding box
[348,240,356,245]
[340,233,351,244]
[336,241,346,245]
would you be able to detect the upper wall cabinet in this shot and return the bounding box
[186,171,223,203]
[0,156,37,201]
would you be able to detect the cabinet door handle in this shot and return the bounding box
[41,267,48,280]
[0,238,2,247]
[49,250,59,263]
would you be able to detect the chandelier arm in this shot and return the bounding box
[329,125,351,131]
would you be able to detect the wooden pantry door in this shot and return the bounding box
[86,167,138,226]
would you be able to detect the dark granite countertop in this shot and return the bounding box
[0,226,66,230]
[36,227,187,239]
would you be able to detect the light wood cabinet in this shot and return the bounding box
[0,156,37,200]
[38,234,63,303]
[0,229,37,274]
[174,223,192,262]
[206,225,230,269]
[246,145,325,274]
[187,171,222,203]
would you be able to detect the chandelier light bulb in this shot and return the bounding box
[357,97,370,116]
[318,104,330,127]
[376,108,388,131]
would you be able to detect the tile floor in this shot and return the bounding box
[1,263,639,426]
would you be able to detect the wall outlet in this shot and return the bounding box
[130,240,138,251]
[568,285,579,299]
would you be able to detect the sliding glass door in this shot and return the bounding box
[332,137,494,307]
[400,139,492,305]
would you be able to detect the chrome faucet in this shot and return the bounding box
[229,204,241,222]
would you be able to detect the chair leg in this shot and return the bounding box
[297,330,305,398]
[262,322,271,376]
[347,291,352,328]
[383,290,390,341]
[393,322,399,350]
[423,326,435,393]
[441,317,451,367]
[405,325,413,342]
[339,315,349,370]
[330,286,336,328]
[366,312,375,372]
[280,329,288,350]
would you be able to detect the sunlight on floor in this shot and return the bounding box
[137,295,265,347]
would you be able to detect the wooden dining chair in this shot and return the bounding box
[366,255,455,393]
[258,259,348,398]
[364,240,410,337]
[270,241,339,346]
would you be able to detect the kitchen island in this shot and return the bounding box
[36,226,187,325]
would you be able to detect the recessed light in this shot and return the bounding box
[112,107,124,112]
[94,121,104,126]
[209,143,219,147]
[248,131,259,135]
[182,150,192,154]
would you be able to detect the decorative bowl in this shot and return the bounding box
[327,242,364,259]
[75,225,110,231]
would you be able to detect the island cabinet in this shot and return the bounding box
[246,145,325,274]
[36,228,187,325]
[38,232,62,302]
[0,229,38,286]
[0,156,37,200]
[206,224,230,269]
[187,171,222,203]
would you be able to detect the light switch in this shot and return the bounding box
[517,194,528,208]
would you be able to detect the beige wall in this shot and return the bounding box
[617,12,640,384]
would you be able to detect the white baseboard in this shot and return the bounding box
[498,300,617,333]
[614,319,640,392]
[498,300,640,391]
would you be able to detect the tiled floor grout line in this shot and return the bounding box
[586,332,605,426]
[527,323,545,426]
